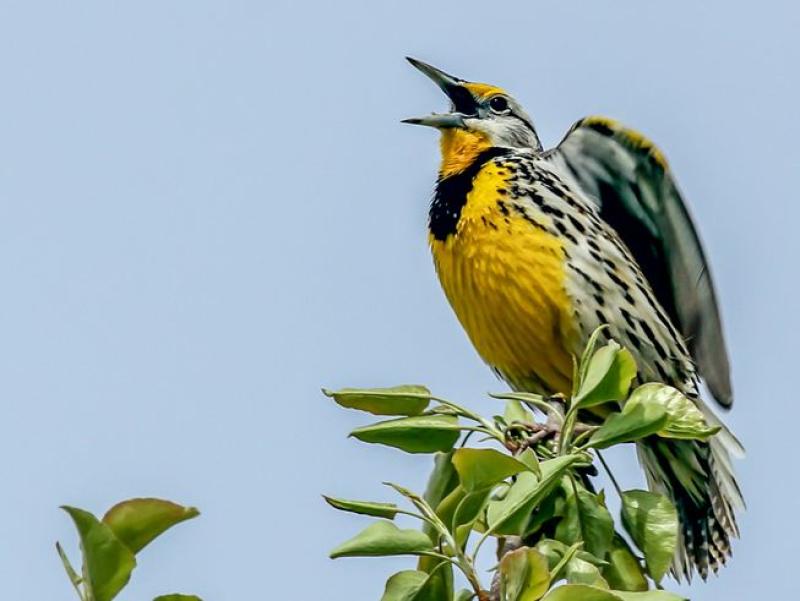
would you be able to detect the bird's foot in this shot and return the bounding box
[503,394,593,455]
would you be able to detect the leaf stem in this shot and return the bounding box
[596,450,623,498]
[431,397,505,441]
[418,550,457,564]
[55,542,85,601]
[573,427,600,450]
[395,509,441,530]
[527,399,565,423]
[559,408,578,455]
[470,528,493,566]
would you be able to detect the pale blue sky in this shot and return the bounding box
[0,1,795,599]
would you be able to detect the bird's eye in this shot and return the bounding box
[488,96,510,114]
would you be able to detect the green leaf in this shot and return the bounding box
[323,496,399,519]
[554,482,613,559]
[541,584,622,601]
[451,488,491,529]
[433,486,467,531]
[383,481,457,560]
[588,389,669,449]
[62,506,137,601]
[323,385,431,416]
[417,452,459,599]
[420,451,460,539]
[380,570,444,601]
[563,556,609,588]
[577,326,611,388]
[408,569,448,601]
[55,541,83,598]
[487,476,536,536]
[602,535,648,592]
[350,415,461,453]
[329,521,434,558]
[533,538,570,569]
[381,570,427,601]
[430,482,490,547]
[492,392,549,414]
[574,341,637,409]
[455,590,475,601]
[423,452,460,514]
[613,592,686,601]
[547,542,582,583]
[384,482,438,518]
[414,559,454,601]
[504,400,534,425]
[487,455,579,535]
[631,383,720,441]
[452,488,492,547]
[499,547,551,601]
[153,596,203,601]
[620,490,678,583]
[524,490,564,538]
[518,448,541,478]
[542,587,685,601]
[534,538,608,588]
[452,448,529,492]
[383,480,460,568]
[101,498,199,555]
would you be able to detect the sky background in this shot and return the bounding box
[0,1,796,599]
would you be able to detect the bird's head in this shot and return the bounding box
[403,57,541,179]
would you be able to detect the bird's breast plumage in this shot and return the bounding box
[429,149,697,397]
[429,153,579,393]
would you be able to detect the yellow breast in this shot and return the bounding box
[430,161,577,394]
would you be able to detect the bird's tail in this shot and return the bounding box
[636,426,744,581]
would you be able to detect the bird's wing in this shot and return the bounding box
[548,116,732,408]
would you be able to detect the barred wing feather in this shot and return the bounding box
[550,116,733,408]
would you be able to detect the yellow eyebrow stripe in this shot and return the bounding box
[463,82,506,100]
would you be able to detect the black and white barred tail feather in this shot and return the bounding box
[637,427,744,581]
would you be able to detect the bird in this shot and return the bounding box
[403,57,743,581]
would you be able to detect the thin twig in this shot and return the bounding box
[596,450,623,497]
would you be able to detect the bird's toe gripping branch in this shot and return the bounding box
[502,394,593,455]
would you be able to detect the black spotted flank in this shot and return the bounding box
[606,269,630,292]
[429,147,512,241]
[539,203,565,220]
[572,265,603,294]
[639,318,669,361]
[567,214,586,234]
[593,293,605,307]
[512,203,548,232]
[554,220,578,245]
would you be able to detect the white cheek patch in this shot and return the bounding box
[468,117,539,150]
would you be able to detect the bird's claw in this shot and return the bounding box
[503,394,592,454]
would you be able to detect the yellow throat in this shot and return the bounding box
[438,128,492,179]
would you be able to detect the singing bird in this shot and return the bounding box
[403,58,743,580]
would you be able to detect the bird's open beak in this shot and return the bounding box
[402,57,476,129]
[401,113,465,129]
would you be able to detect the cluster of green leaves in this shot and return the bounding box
[57,498,202,601]
[323,330,719,601]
